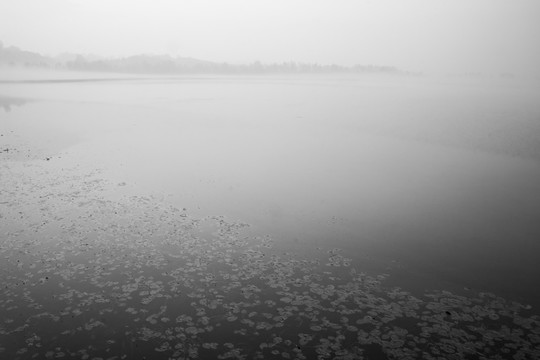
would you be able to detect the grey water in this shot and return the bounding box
[2,73,540,305]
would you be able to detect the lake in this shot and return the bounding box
[2,72,540,359]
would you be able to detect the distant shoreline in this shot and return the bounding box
[0,77,141,84]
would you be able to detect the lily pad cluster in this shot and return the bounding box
[1,161,539,359]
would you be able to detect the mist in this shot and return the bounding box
[2,2,540,359]
[1,0,540,75]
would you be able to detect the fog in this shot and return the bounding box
[2,2,540,358]
[1,0,540,75]
[3,75,540,301]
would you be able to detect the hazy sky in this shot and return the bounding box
[1,0,539,74]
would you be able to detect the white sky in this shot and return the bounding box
[1,0,539,74]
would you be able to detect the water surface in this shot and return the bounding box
[2,74,540,359]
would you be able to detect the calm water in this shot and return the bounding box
[2,74,540,359]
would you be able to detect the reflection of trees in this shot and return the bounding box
[0,96,29,112]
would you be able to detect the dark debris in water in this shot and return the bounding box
[1,161,539,360]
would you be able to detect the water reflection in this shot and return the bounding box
[0,95,29,112]
[1,75,540,359]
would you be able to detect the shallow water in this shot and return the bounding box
[1,74,540,359]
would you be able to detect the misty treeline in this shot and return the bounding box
[0,41,405,75]
[65,55,402,75]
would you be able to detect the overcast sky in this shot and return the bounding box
[1,0,539,74]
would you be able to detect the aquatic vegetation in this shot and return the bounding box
[1,161,540,359]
